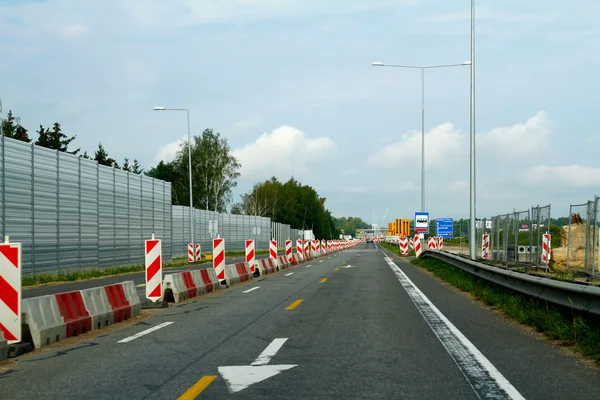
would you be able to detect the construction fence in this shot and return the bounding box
[0,135,304,276]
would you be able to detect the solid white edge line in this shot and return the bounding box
[118,321,174,343]
[251,338,288,366]
[285,272,294,276]
[382,254,524,400]
[243,286,260,294]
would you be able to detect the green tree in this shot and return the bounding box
[1,110,32,142]
[235,176,339,239]
[131,159,143,174]
[35,122,80,154]
[93,142,116,167]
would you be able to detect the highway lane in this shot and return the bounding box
[22,252,285,299]
[3,243,600,399]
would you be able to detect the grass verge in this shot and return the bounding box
[412,256,600,365]
[22,249,271,287]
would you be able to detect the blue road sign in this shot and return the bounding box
[436,218,454,238]
[414,212,429,234]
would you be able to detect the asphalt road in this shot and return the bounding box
[3,243,600,399]
[22,252,284,299]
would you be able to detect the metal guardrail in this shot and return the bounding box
[422,250,600,317]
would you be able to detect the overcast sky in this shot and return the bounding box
[1,0,599,226]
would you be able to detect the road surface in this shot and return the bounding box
[3,243,600,399]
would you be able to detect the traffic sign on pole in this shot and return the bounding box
[414,212,429,234]
[436,218,454,238]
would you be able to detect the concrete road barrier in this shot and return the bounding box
[18,281,140,351]
[80,287,114,331]
[0,331,8,361]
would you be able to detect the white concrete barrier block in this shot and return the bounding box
[80,287,114,331]
[22,295,66,349]
[121,281,142,316]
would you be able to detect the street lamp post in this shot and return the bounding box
[469,0,477,260]
[153,106,194,249]
[372,61,471,213]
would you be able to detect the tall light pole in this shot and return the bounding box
[372,61,471,213]
[469,0,477,260]
[153,106,194,249]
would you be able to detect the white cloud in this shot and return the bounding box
[478,111,553,158]
[154,136,186,163]
[523,165,600,188]
[367,122,465,169]
[369,111,554,170]
[232,125,335,178]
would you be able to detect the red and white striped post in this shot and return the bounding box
[285,240,292,262]
[481,234,490,259]
[187,243,194,263]
[213,238,225,281]
[542,232,551,264]
[245,240,255,273]
[399,237,409,255]
[270,239,277,261]
[427,237,437,250]
[195,243,201,262]
[297,239,303,260]
[414,235,423,258]
[438,236,444,251]
[145,234,162,302]
[0,238,21,344]
[304,240,310,258]
[321,239,326,254]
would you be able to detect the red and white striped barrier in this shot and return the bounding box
[213,238,225,281]
[481,234,490,259]
[285,240,292,262]
[427,237,437,250]
[542,233,551,264]
[414,235,423,258]
[22,281,141,349]
[409,238,414,250]
[297,239,304,260]
[304,240,310,259]
[438,236,444,251]
[399,237,409,256]
[163,268,222,302]
[0,240,21,344]
[256,258,277,276]
[245,240,256,273]
[278,255,290,270]
[195,243,201,262]
[321,240,326,254]
[224,262,253,287]
[145,235,162,302]
[270,240,277,261]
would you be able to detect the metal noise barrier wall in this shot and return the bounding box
[0,136,306,274]
[0,136,172,276]
[422,250,600,317]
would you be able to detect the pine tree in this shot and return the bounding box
[35,122,79,154]
[131,159,143,174]
[93,143,115,166]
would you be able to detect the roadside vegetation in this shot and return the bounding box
[411,256,600,365]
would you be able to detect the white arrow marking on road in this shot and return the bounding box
[285,272,294,276]
[319,260,323,263]
[243,286,260,294]
[342,265,356,269]
[306,265,312,268]
[218,338,297,393]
